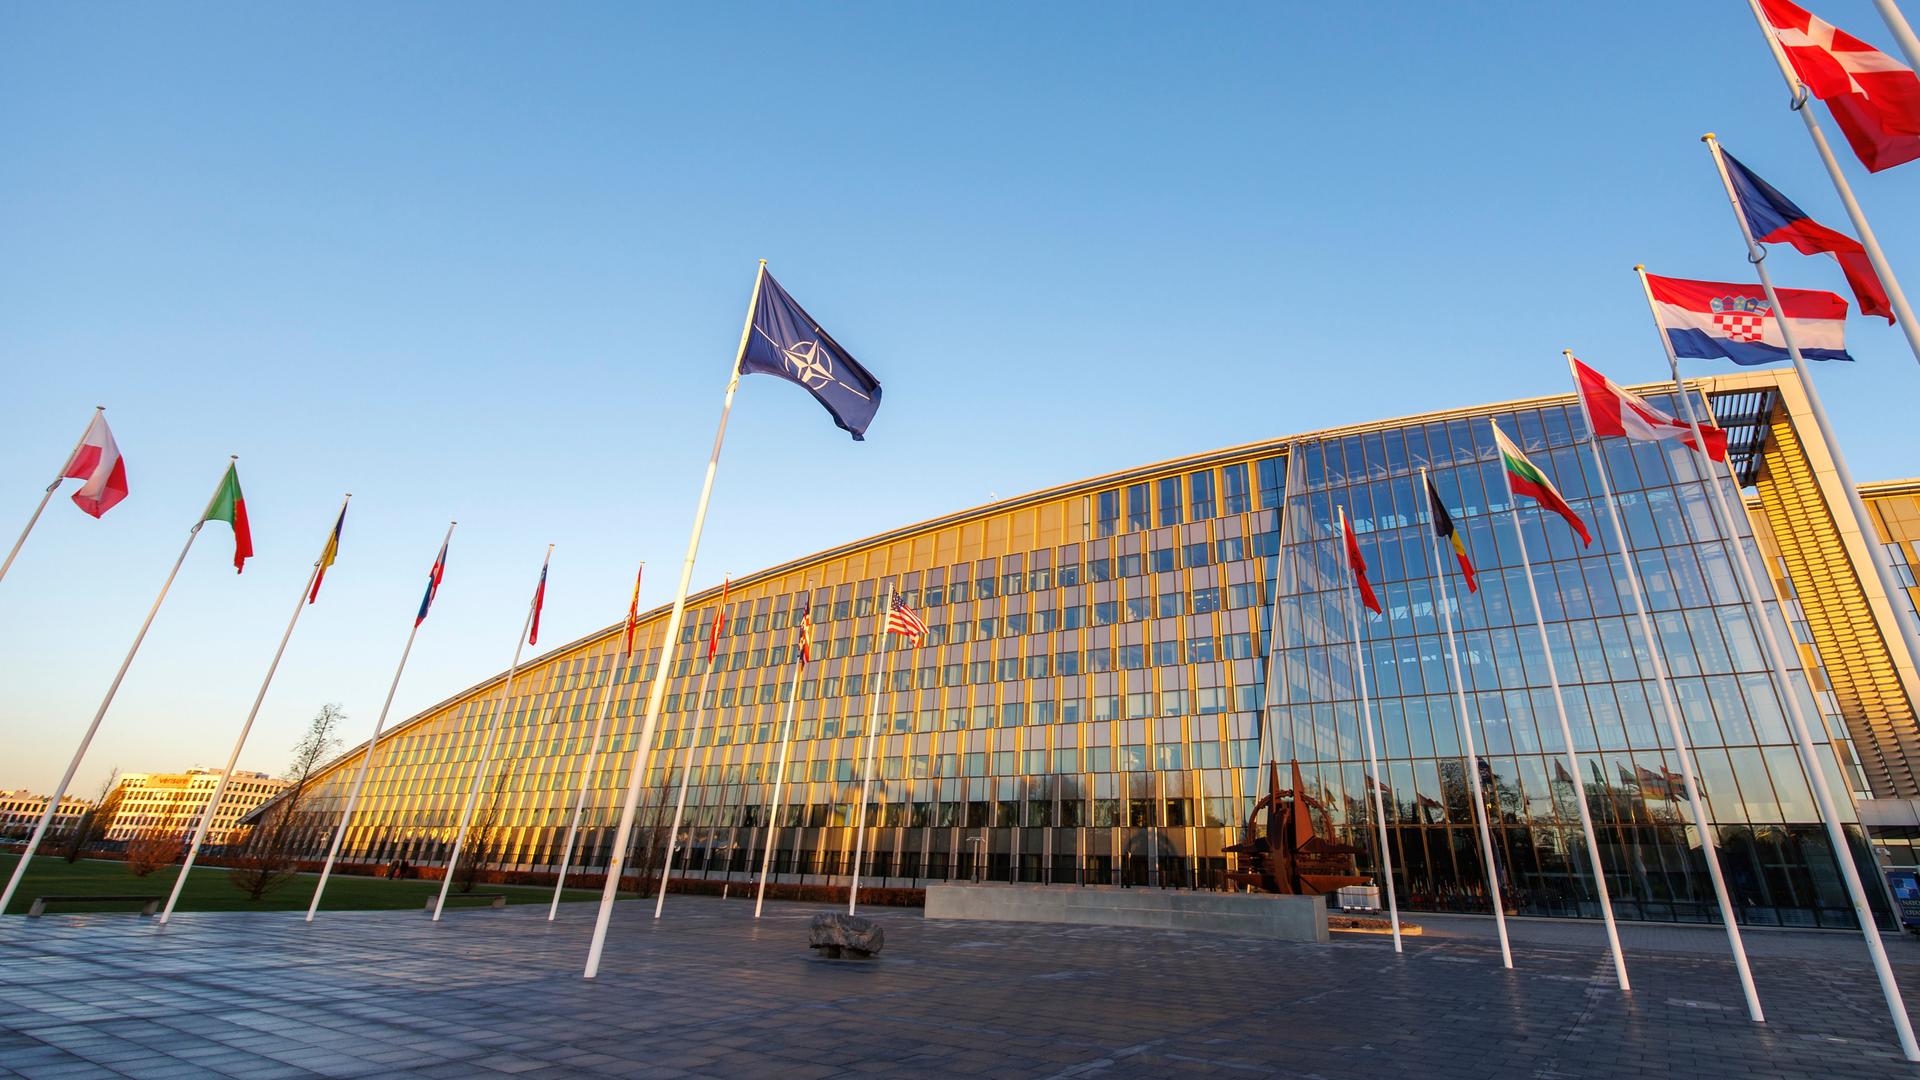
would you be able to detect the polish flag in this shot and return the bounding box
[1569,355,1728,462]
[62,411,128,518]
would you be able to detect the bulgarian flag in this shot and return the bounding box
[203,461,254,573]
[1492,422,1591,546]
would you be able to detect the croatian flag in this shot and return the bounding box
[1644,272,1852,365]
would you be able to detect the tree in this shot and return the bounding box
[228,703,345,900]
[62,768,119,863]
[125,830,181,877]
[455,760,520,893]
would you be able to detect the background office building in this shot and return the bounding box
[99,769,289,847]
[276,366,1920,928]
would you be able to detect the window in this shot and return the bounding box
[1127,483,1150,531]
[1192,587,1222,614]
[1117,552,1144,577]
[1028,567,1053,591]
[1092,601,1119,625]
[1149,547,1177,573]
[1151,640,1180,666]
[1119,644,1146,669]
[1257,456,1286,507]
[1190,470,1217,519]
[1125,595,1152,621]
[1056,650,1082,675]
[1097,490,1120,538]
[1184,541,1212,567]
[1222,462,1251,514]
[1157,476,1183,526]
[1227,582,1259,609]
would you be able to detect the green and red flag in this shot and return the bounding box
[203,461,254,573]
[1491,422,1590,546]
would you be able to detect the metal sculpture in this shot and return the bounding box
[1225,759,1369,895]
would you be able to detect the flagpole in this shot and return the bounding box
[653,637,723,918]
[548,562,644,921]
[1258,444,1306,768]
[1395,491,1511,968]
[1337,509,1401,953]
[0,457,230,916]
[1633,275,1920,1059]
[1873,0,1920,72]
[583,261,767,979]
[160,493,349,924]
[0,406,100,588]
[1745,0,1920,368]
[849,584,896,915]
[756,582,812,918]
[309,521,456,921]
[1703,132,1920,720]
[433,543,549,922]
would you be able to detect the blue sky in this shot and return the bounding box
[2,2,1917,795]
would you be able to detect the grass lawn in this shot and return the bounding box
[0,854,606,915]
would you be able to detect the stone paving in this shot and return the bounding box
[2,895,1920,1078]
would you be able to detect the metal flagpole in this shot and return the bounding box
[583,261,767,979]
[433,544,549,922]
[0,406,100,588]
[654,633,724,917]
[849,584,896,915]
[548,561,644,920]
[1400,483,1513,967]
[161,493,350,924]
[756,583,812,918]
[1337,508,1401,953]
[1746,1,1920,369]
[1468,453,1628,989]
[1543,390,1763,1020]
[310,520,456,921]
[1703,132,1920,727]
[1633,273,1919,1059]
[0,458,231,916]
[1257,445,1306,769]
[1874,0,1920,72]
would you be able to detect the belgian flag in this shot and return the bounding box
[1425,476,1477,594]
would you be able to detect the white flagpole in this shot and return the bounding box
[1745,0,1920,369]
[1873,0,1920,72]
[550,560,644,920]
[849,584,896,915]
[0,406,100,588]
[583,261,767,979]
[433,543,549,922]
[1703,131,1920,722]
[1337,509,1401,953]
[1420,491,1505,960]
[1534,391,1763,1019]
[161,493,350,924]
[653,624,725,918]
[0,457,229,915]
[309,520,456,922]
[756,584,813,918]
[1633,273,1920,1059]
[1258,444,1307,767]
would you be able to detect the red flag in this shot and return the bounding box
[706,576,730,664]
[1570,355,1728,461]
[1758,0,1920,171]
[795,591,814,666]
[622,563,644,657]
[1341,508,1381,615]
[61,411,128,518]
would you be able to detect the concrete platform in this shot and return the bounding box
[924,883,1329,942]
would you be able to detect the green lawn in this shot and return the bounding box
[0,854,606,915]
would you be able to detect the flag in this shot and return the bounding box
[529,558,549,645]
[1425,476,1477,594]
[308,504,347,604]
[416,539,449,626]
[1720,149,1891,321]
[794,590,814,665]
[1340,507,1381,615]
[1644,272,1852,365]
[1756,0,1920,172]
[623,563,644,657]
[202,462,253,573]
[1492,422,1591,546]
[737,270,883,440]
[886,592,928,646]
[706,576,730,664]
[60,412,128,518]
[1570,355,1729,462]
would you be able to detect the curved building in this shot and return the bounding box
[281,366,1920,927]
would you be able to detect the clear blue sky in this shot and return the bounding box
[3,2,1917,796]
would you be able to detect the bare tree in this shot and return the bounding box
[455,760,519,893]
[125,830,181,877]
[62,768,119,863]
[228,704,345,901]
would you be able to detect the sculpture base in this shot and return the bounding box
[923,884,1329,943]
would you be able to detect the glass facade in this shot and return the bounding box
[284,372,1897,928]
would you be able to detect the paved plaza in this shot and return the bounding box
[3,895,1920,1079]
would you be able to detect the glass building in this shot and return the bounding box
[279,367,1920,928]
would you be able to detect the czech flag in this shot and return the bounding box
[1644,272,1852,366]
[1721,148,1891,322]
[529,556,549,646]
[416,539,448,626]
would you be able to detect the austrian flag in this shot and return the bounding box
[1569,355,1728,462]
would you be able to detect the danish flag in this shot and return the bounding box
[1757,0,1920,171]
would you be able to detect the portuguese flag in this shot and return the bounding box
[1492,423,1590,546]
[203,461,254,573]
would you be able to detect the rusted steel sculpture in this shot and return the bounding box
[1225,759,1369,895]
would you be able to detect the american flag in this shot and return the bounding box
[794,591,814,665]
[886,593,928,646]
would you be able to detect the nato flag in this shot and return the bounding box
[737,270,883,440]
